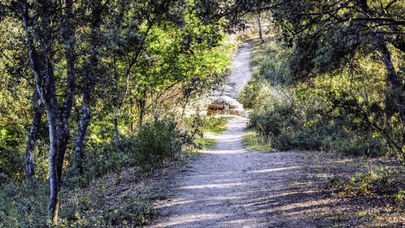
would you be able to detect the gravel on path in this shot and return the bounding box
[148,42,312,227]
[148,117,312,227]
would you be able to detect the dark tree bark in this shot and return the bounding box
[57,0,77,182]
[24,88,43,182]
[73,2,103,174]
[138,97,146,127]
[21,0,76,222]
[73,103,91,174]
[113,118,120,150]
[378,38,405,157]
[257,14,263,42]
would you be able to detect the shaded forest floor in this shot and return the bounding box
[64,121,404,227]
[142,117,405,227]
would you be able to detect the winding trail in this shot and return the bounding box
[149,42,312,227]
[216,42,253,100]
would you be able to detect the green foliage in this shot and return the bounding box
[66,118,197,186]
[243,34,402,157]
[200,116,228,135]
[184,114,228,149]
[326,167,404,205]
[0,181,156,227]
[0,124,25,180]
[184,114,228,136]
[0,182,49,227]
[238,80,258,109]
[59,195,155,227]
[242,129,274,153]
[0,0,235,222]
[134,118,195,167]
[100,197,155,227]
[197,138,216,149]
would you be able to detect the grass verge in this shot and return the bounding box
[242,129,275,152]
[195,116,228,150]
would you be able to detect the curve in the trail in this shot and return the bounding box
[148,42,311,228]
[210,42,253,114]
[219,42,253,99]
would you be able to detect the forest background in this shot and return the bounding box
[0,0,404,226]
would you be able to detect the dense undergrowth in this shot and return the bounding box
[240,38,404,158]
[0,115,227,227]
[240,35,405,224]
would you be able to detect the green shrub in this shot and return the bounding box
[101,197,155,226]
[326,167,403,197]
[0,124,25,180]
[0,182,49,227]
[66,118,196,186]
[184,114,227,136]
[238,80,259,109]
[244,38,396,157]
[134,118,195,167]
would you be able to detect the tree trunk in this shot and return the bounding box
[114,118,120,150]
[46,109,60,224]
[24,88,43,182]
[22,1,75,222]
[378,39,405,157]
[258,14,263,42]
[73,5,102,173]
[58,0,76,182]
[181,94,190,119]
[73,103,91,174]
[138,98,146,127]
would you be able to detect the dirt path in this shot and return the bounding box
[149,117,314,227]
[221,42,253,99]
[148,42,312,227]
[146,40,405,228]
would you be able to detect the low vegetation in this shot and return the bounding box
[242,129,273,153]
[293,153,405,227]
[0,114,229,227]
[240,19,405,227]
[186,115,228,149]
[1,0,404,225]
[240,38,402,157]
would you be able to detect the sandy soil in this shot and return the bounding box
[147,41,404,228]
[222,42,253,99]
[210,42,253,115]
[149,117,316,227]
[148,42,312,227]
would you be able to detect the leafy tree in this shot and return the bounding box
[270,0,405,156]
[199,0,404,156]
[0,0,233,223]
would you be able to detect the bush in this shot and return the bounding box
[1,118,195,227]
[66,118,196,185]
[184,114,227,136]
[0,182,49,227]
[326,167,403,199]
[0,124,25,180]
[100,196,155,226]
[238,80,259,109]
[244,38,396,157]
[134,118,195,167]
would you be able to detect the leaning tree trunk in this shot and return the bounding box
[24,88,43,182]
[378,39,405,158]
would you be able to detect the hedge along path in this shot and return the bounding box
[148,42,312,227]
